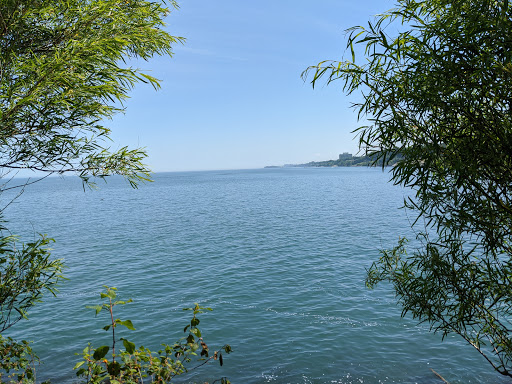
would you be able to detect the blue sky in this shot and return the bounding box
[109,0,395,172]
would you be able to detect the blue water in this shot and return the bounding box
[1,168,507,383]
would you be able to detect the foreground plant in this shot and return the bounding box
[305,0,512,377]
[0,226,63,334]
[1,0,188,380]
[0,0,184,186]
[74,286,231,383]
[0,223,62,383]
[1,0,184,379]
[0,335,42,384]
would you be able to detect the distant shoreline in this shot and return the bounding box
[265,152,401,168]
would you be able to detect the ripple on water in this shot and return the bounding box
[1,169,508,384]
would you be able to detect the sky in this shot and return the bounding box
[108,0,396,172]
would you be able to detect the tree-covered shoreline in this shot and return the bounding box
[266,152,402,168]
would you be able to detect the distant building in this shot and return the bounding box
[339,152,353,160]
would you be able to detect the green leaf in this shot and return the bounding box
[191,328,201,337]
[114,298,133,305]
[121,338,136,354]
[107,289,117,299]
[73,361,85,370]
[107,361,121,376]
[86,305,103,316]
[92,345,109,361]
[14,307,28,320]
[115,319,135,330]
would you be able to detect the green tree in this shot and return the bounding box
[0,0,183,186]
[305,0,512,377]
[0,0,183,376]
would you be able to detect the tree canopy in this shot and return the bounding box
[305,0,512,377]
[0,0,182,332]
[0,0,183,186]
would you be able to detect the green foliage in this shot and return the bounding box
[0,0,184,186]
[75,286,232,383]
[0,0,183,334]
[305,0,512,377]
[0,222,63,332]
[1,1,187,382]
[0,335,38,384]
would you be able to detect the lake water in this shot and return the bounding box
[1,168,508,383]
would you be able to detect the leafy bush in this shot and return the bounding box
[74,286,231,384]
